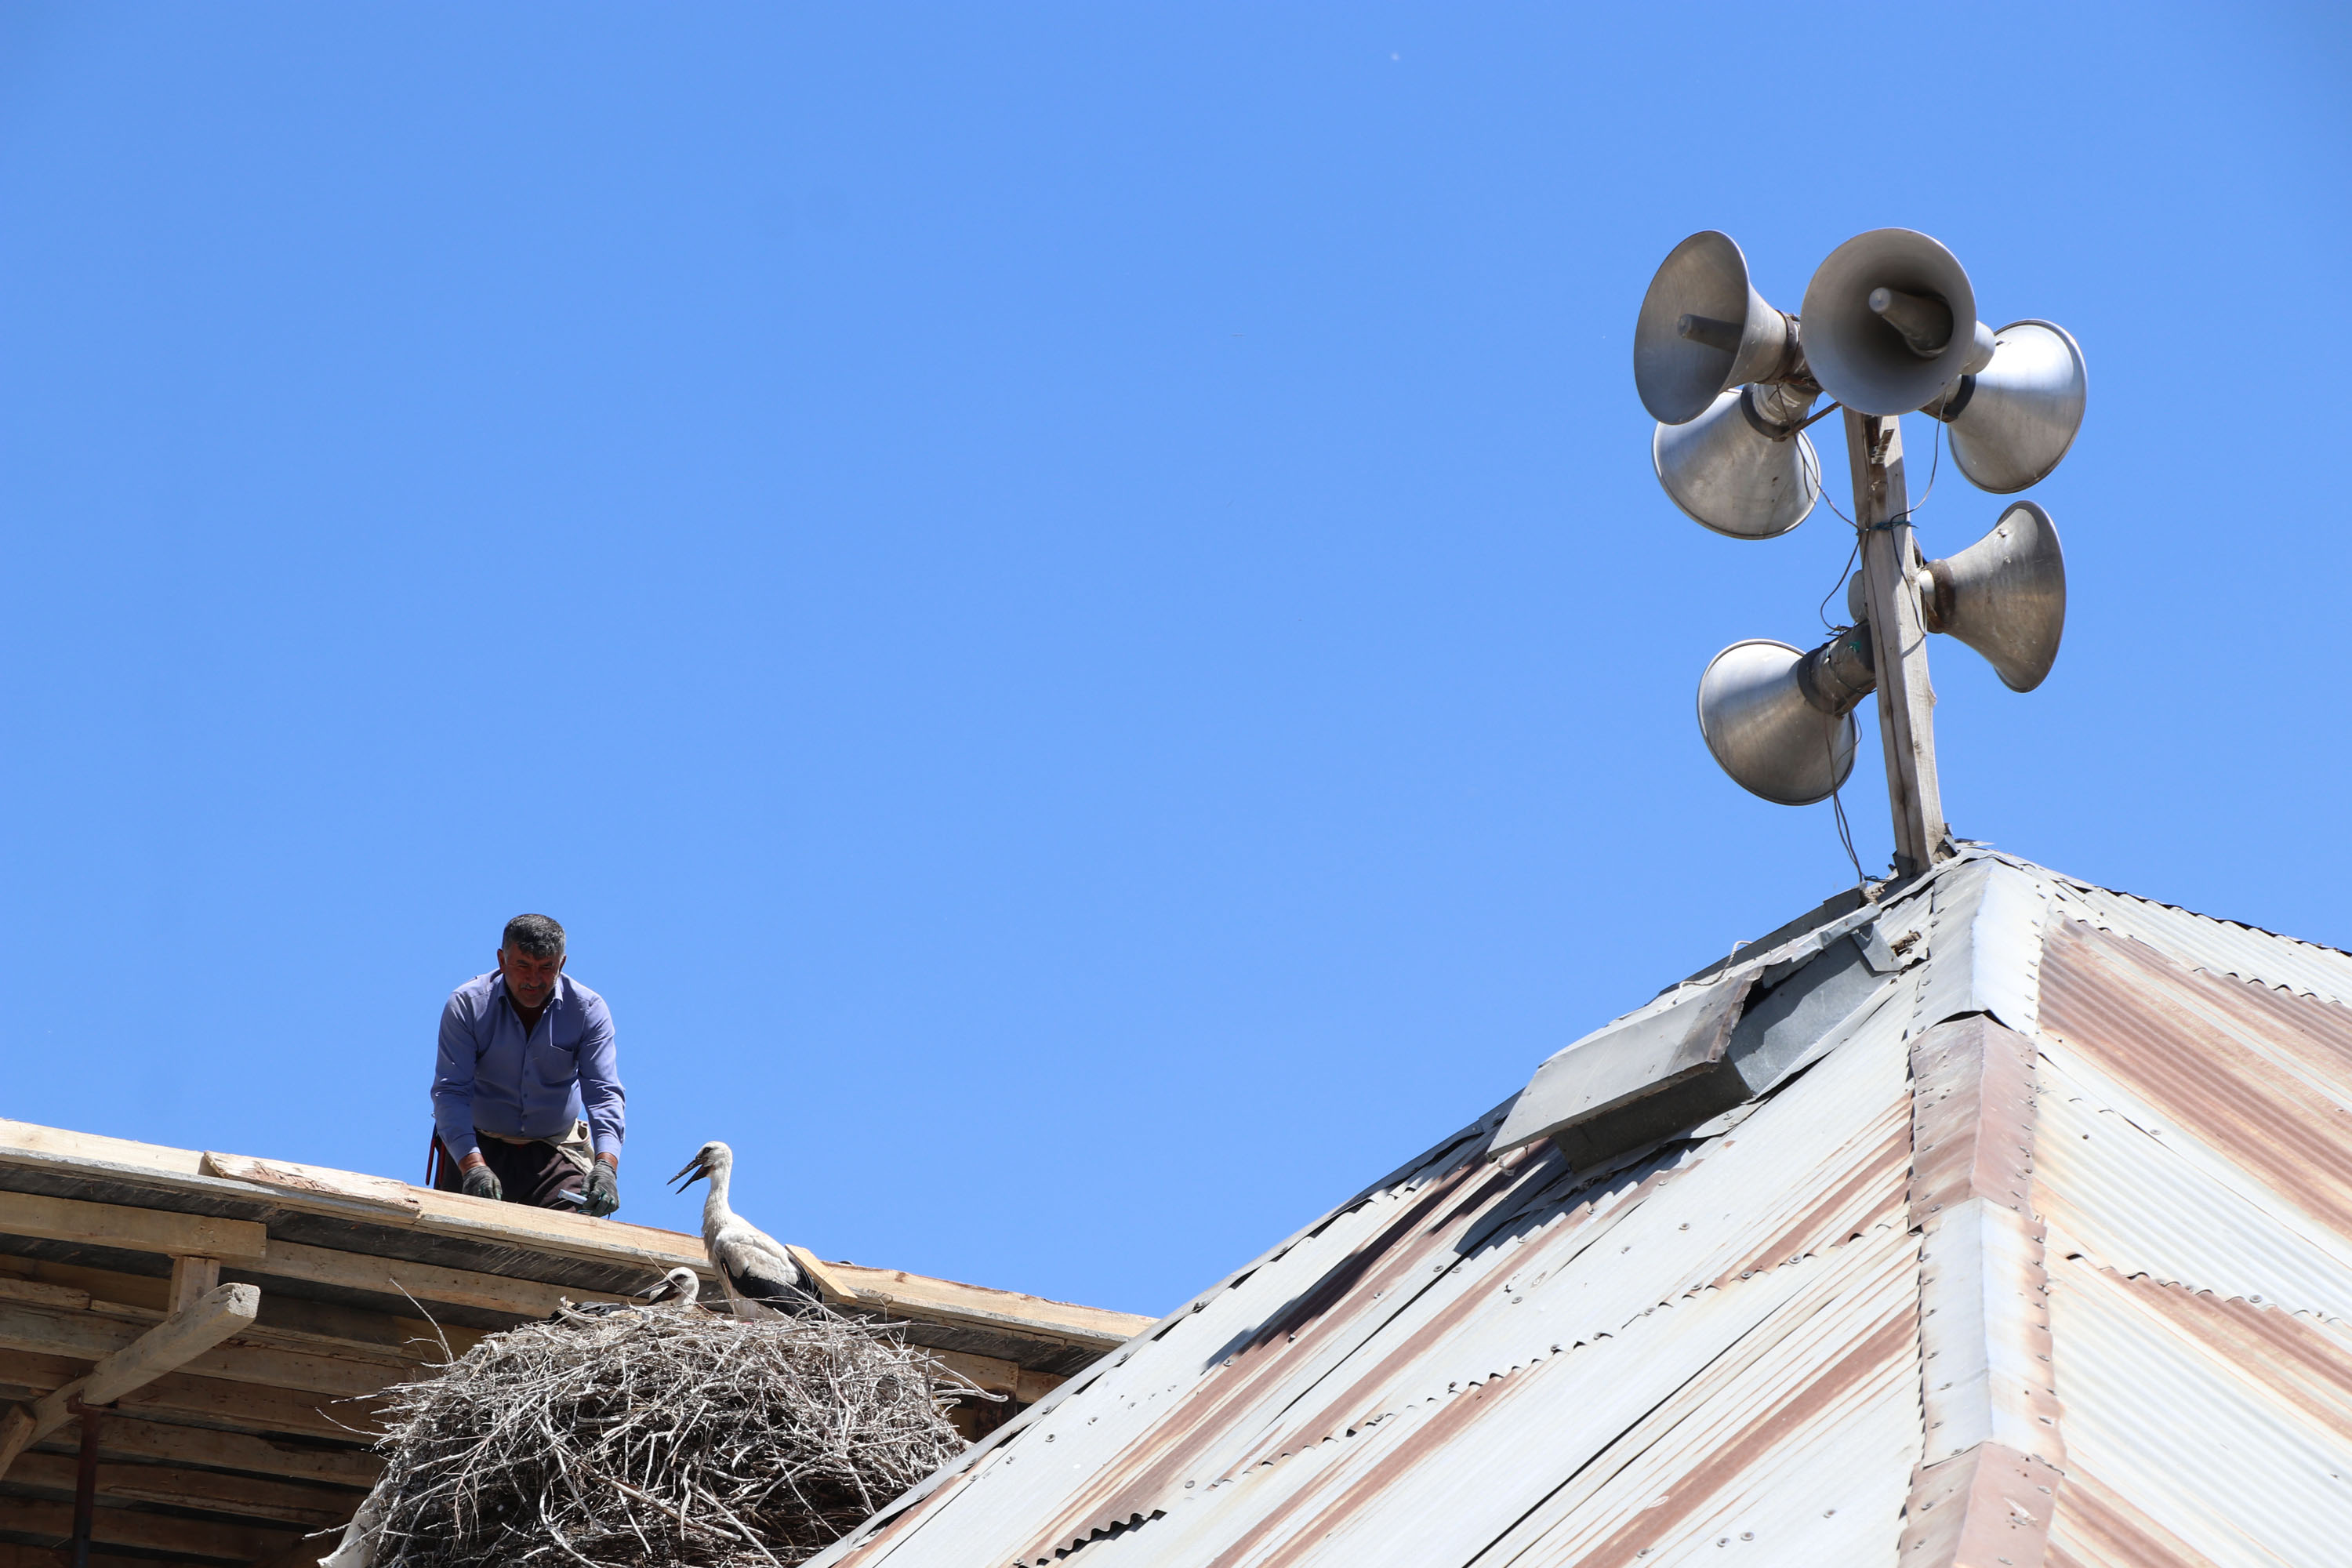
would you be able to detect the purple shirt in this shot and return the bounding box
[432,971,625,1161]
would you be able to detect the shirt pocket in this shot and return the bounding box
[527,1036,580,1087]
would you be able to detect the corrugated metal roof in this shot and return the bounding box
[2045,1259,2352,1566]
[807,854,2352,1568]
[2041,873,2352,1007]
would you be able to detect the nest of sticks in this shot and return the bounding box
[353,1303,972,1567]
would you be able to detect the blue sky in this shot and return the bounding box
[1,4,2345,1317]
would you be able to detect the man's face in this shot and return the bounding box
[499,946,566,1011]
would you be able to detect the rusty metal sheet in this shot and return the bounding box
[2045,1256,2352,1566]
[894,1228,1921,1568]
[2036,920,2352,1252]
[2045,876,2352,1007]
[2034,1051,2352,1323]
[810,977,1920,1568]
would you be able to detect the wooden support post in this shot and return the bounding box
[0,1283,258,1481]
[1845,408,1948,877]
[167,1255,220,1314]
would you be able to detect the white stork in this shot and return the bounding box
[640,1266,702,1307]
[666,1141,813,1319]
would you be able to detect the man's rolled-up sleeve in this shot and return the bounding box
[432,994,483,1162]
[577,994,626,1160]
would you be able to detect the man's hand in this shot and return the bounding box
[459,1156,503,1203]
[583,1156,620,1218]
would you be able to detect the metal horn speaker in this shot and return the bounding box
[1635,231,1805,425]
[1653,384,1822,539]
[1918,500,2066,691]
[1921,321,2087,494]
[1799,229,1993,416]
[1695,630,1875,806]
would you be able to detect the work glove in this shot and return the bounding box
[583,1159,620,1218]
[460,1162,503,1202]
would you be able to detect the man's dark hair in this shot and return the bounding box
[503,913,566,959]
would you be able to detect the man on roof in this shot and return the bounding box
[430,914,625,1217]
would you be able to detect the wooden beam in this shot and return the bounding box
[786,1245,1144,1350]
[0,1283,258,1479]
[1844,408,1948,876]
[1,1120,709,1277]
[0,1274,91,1312]
[250,1237,644,1318]
[116,1371,376,1445]
[6,1448,354,1527]
[1,1359,375,1446]
[1,1254,481,1360]
[0,1190,267,1267]
[0,1301,412,1399]
[200,1152,419,1217]
[0,1494,303,1562]
[27,1415,379,1488]
[929,1348,1019,1396]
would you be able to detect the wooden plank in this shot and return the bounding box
[253,1238,644,1318]
[0,1494,303,1561]
[0,1275,89,1313]
[8,1449,354,1527]
[0,1120,205,1177]
[1844,408,1948,876]
[1,1357,370,1446]
[0,1303,416,1400]
[0,1258,165,1313]
[401,1188,712,1271]
[116,1370,379,1443]
[0,1189,267,1267]
[201,1154,419,1218]
[928,1348,1019,1396]
[0,1284,260,1479]
[29,1416,379,1488]
[0,1349,82,1399]
[2,1254,478,1360]
[2,1121,1139,1366]
[787,1246,1147,1348]
[1,1120,708,1276]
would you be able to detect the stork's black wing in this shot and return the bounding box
[715,1233,816,1312]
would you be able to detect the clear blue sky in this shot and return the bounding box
[2,4,2344,1317]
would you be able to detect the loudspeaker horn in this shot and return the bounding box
[1920,321,2087,494]
[1635,231,1806,425]
[1653,384,1822,539]
[1696,629,1875,805]
[1916,500,2066,691]
[1799,229,1994,416]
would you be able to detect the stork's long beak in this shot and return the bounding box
[667,1152,709,1191]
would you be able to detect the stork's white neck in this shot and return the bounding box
[700,1158,734,1232]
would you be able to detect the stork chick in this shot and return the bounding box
[640,1266,702,1307]
[666,1141,812,1319]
